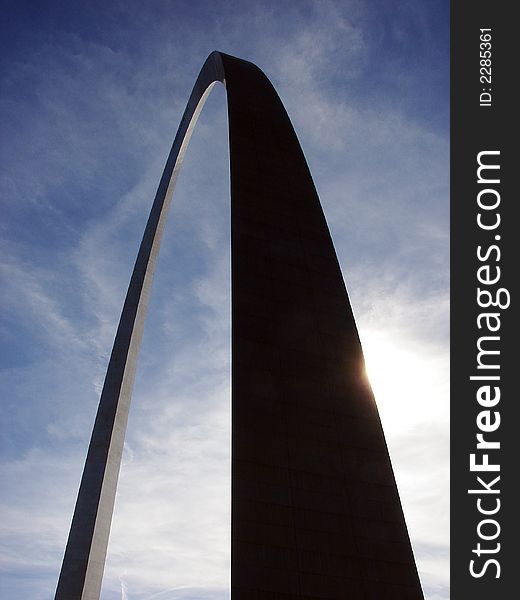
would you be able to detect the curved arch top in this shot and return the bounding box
[55,52,424,599]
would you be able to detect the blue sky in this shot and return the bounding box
[0,1,449,598]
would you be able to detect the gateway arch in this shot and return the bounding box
[55,52,424,600]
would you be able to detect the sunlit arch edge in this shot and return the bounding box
[55,51,228,600]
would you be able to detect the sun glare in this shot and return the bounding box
[360,329,439,435]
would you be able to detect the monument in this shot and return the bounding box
[55,52,424,599]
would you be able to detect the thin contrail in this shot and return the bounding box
[120,578,128,600]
